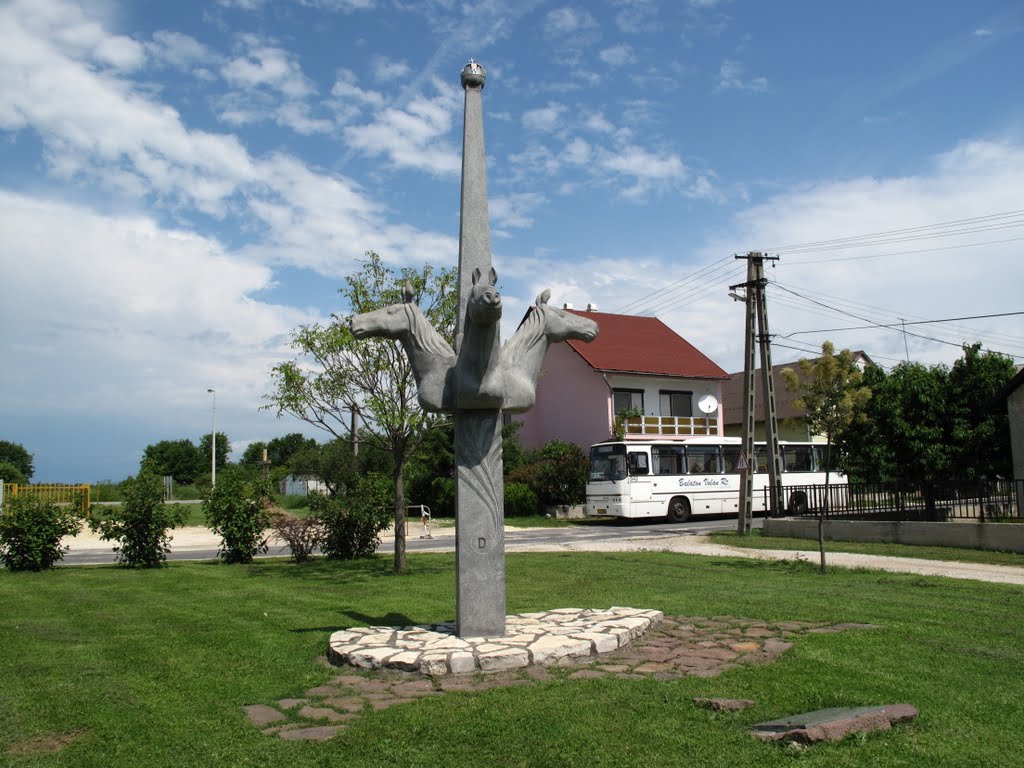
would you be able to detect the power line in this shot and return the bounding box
[778,311,1024,338]
[615,255,734,314]
[770,283,1024,359]
[766,209,1024,253]
[783,235,1024,265]
[770,280,1024,350]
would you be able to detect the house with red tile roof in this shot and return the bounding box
[513,308,730,451]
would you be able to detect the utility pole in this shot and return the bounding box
[731,252,782,534]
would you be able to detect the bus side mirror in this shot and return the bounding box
[628,453,649,475]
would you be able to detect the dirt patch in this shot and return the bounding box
[6,729,85,755]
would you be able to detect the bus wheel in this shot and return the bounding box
[667,497,691,523]
[787,491,809,515]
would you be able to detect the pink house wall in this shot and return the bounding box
[514,343,612,450]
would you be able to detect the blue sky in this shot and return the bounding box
[2,0,1023,482]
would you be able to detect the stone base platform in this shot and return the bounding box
[328,607,663,676]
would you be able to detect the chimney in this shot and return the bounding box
[563,302,574,309]
[586,303,598,311]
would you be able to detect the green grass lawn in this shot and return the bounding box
[2,551,1023,767]
[710,528,1024,568]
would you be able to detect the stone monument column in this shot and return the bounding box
[454,60,505,638]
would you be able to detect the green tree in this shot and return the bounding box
[0,440,35,481]
[141,438,203,485]
[239,441,267,466]
[841,362,950,486]
[89,470,188,567]
[946,343,1016,481]
[264,252,457,574]
[197,431,231,474]
[289,438,361,498]
[783,342,871,573]
[0,461,28,486]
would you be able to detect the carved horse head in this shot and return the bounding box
[348,282,456,412]
[500,288,599,413]
[466,267,502,324]
[529,289,598,343]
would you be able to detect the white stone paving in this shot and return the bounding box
[328,607,663,676]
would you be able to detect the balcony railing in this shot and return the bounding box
[622,415,718,438]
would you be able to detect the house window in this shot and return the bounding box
[613,389,644,414]
[659,390,693,418]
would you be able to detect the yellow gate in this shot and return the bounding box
[1,483,91,514]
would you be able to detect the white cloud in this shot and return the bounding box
[0,0,456,274]
[343,78,461,176]
[611,0,659,34]
[522,101,567,132]
[146,30,216,72]
[599,145,687,198]
[584,112,616,133]
[599,43,635,67]
[545,7,599,38]
[673,139,1024,371]
[221,35,315,99]
[0,190,316,420]
[371,55,411,82]
[714,58,768,92]
[563,137,591,165]
[489,191,547,231]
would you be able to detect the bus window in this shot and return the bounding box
[589,444,627,482]
[782,444,814,472]
[753,446,769,473]
[813,445,838,472]
[652,446,684,475]
[685,445,720,474]
[628,452,649,475]
[721,445,742,473]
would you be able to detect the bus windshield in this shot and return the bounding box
[589,444,627,482]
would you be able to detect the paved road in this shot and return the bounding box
[53,516,1024,585]
[58,515,755,565]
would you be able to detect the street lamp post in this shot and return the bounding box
[207,388,216,487]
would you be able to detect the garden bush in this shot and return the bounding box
[0,492,83,571]
[508,439,589,508]
[313,473,391,560]
[269,510,324,563]
[89,471,188,567]
[503,481,538,517]
[203,473,271,564]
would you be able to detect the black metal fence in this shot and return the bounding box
[766,479,1024,522]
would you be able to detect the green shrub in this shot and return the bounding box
[537,440,588,506]
[508,440,589,507]
[0,493,83,571]
[0,461,29,486]
[89,471,188,567]
[203,474,271,564]
[504,481,539,517]
[269,510,324,563]
[313,473,391,560]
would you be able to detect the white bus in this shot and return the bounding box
[585,436,845,522]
